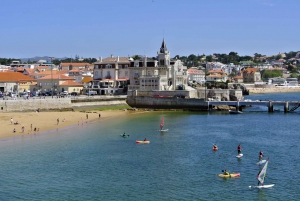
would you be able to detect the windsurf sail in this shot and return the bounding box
[257,158,269,185]
[160,117,164,130]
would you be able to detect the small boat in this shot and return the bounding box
[218,173,240,178]
[249,158,275,189]
[120,134,129,138]
[229,110,243,114]
[136,140,150,144]
[212,146,218,151]
[159,117,168,131]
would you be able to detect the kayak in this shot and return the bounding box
[218,173,240,178]
[213,147,218,151]
[120,134,129,138]
[136,140,150,144]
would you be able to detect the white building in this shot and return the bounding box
[187,67,205,84]
[128,39,188,92]
[92,55,130,95]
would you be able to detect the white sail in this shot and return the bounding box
[257,158,269,185]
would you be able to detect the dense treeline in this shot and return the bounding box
[173,51,299,68]
[1,51,299,67]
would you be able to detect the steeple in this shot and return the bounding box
[160,39,168,53]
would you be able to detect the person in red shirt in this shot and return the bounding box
[237,145,242,154]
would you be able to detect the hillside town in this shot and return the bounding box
[0,39,300,100]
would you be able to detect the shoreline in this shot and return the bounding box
[249,87,300,94]
[0,110,130,140]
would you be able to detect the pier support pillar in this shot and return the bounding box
[209,104,213,111]
[268,101,273,113]
[238,106,243,112]
[284,102,289,113]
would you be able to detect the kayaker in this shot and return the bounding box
[224,170,230,175]
[259,150,263,160]
[237,144,242,154]
[213,144,217,149]
[123,132,126,137]
[144,138,147,141]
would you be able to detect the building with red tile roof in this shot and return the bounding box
[0,72,36,94]
[242,68,261,83]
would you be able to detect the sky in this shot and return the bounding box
[0,0,299,59]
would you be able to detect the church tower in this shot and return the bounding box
[157,39,170,67]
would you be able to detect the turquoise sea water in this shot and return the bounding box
[0,93,300,200]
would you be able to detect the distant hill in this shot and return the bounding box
[20,56,68,63]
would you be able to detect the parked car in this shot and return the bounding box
[70,92,78,96]
[8,92,17,97]
[86,91,97,96]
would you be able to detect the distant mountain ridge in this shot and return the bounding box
[20,56,68,63]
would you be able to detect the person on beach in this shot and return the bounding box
[237,144,242,154]
[99,114,101,118]
[13,128,16,133]
[86,114,88,119]
[30,124,32,131]
[21,126,24,133]
[57,118,59,125]
[34,127,37,133]
[10,118,13,124]
[259,150,263,160]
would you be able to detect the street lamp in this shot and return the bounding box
[49,57,55,98]
[201,57,207,101]
[88,82,91,97]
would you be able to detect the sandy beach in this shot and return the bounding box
[249,87,300,94]
[0,110,130,139]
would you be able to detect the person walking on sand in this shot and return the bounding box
[99,113,101,118]
[57,118,59,125]
[30,124,32,131]
[21,126,24,133]
[10,118,13,124]
[86,114,88,119]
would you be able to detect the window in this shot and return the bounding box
[125,65,128,68]
[106,64,112,69]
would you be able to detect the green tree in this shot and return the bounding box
[261,70,283,80]
[132,55,141,60]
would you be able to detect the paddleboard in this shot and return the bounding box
[159,129,169,132]
[236,153,243,158]
[249,184,275,189]
[256,159,267,165]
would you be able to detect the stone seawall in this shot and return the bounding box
[0,98,72,112]
[0,96,127,112]
[126,96,208,110]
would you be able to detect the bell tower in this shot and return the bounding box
[157,39,170,67]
